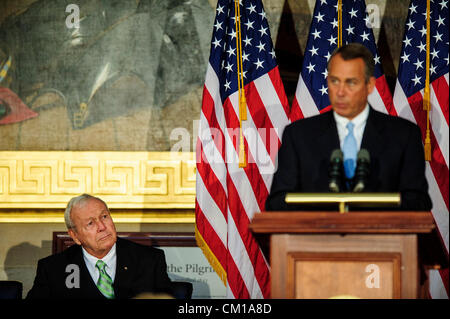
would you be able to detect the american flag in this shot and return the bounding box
[393,0,449,299]
[291,0,395,122]
[195,0,290,298]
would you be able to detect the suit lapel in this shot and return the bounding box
[68,245,106,299]
[360,107,387,191]
[113,238,133,298]
[361,107,385,158]
[314,107,386,159]
[306,107,386,192]
[314,111,340,158]
[310,111,341,191]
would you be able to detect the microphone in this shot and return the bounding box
[353,149,370,192]
[328,149,343,192]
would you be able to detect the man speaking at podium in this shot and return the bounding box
[266,43,432,211]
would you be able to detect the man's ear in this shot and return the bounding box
[68,228,81,245]
[367,76,376,95]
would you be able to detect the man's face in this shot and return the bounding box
[68,198,117,259]
[327,54,376,119]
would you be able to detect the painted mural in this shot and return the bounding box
[0,0,215,150]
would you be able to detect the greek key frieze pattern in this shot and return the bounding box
[0,152,196,208]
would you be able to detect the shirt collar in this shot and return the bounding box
[333,103,370,128]
[82,243,116,269]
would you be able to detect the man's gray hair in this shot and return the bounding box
[64,194,108,229]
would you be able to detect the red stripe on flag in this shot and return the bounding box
[320,105,332,113]
[196,203,252,299]
[196,157,256,299]
[245,81,282,165]
[246,81,275,132]
[267,67,291,116]
[222,97,272,211]
[196,143,228,219]
[195,202,228,268]
[376,75,397,116]
[243,149,270,211]
[202,87,226,157]
[201,86,216,122]
[226,175,270,298]
[290,98,305,122]
[225,251,250,299]
[431,75,449,126]
[222,98,240,151]
[439,268,449,297]
[407,92,450,210]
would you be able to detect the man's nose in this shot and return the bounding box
[97,220,106,231]
[336,83,346,96]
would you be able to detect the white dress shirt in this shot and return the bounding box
[333,104,370,151]
[82,243,117,284]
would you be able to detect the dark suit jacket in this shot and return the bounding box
[26,237,172,299]
[265,107,432,211]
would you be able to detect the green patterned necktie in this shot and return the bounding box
[95,260,115,299]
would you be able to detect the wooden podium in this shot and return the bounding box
[249,211,436,299]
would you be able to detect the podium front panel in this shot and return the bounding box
[270,234,417,299]
[287,252,401,299]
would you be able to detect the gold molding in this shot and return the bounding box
[0,151,196,209]
[0,211,195,224]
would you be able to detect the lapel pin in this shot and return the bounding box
[124,266,128,270]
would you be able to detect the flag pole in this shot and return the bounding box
[423,0,432,161]
[235,0,247,167]
[337,0,343,48]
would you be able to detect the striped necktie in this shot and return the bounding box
[95,260,115,299]
[343,122,357,179]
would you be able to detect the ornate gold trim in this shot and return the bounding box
[0,211,195,224]
[0,151,196,209]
